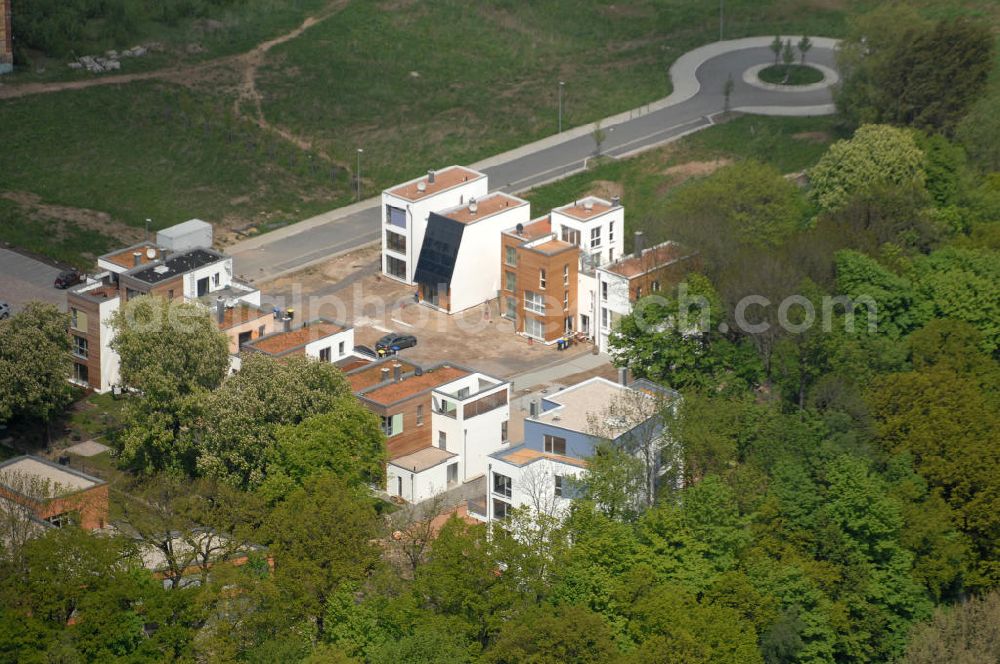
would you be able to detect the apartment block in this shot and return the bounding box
[500,215,580,342]
[0,456,109,531]
[67,222,263,392]
[381,166,487,284]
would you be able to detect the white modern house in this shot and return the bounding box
[385,370,511,503]
[476,375,676,522]
[381,166,487,284]
[414,192,530,313]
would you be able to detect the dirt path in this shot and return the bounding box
[0,1,347,105]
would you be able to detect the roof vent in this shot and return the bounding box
[515,222,524,235]
[416,180,427,193]
[427,169,436,184]
[468,198,478,214]
[415,366,424,376]
[132,252,142,266]
[611,195,621,207]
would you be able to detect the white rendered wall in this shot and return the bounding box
[304,328,354,361]
[596,269,631,353]
[97,297,121,393]
[489,456,582,521]
[181,258,232,299]
[386,460,454,503]
[448,205,530,313]
[382,178,488,285]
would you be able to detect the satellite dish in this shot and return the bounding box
[416,181,427,192]
[145,247,156,259]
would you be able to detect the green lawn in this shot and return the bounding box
[0,82,353,265]
[759,63,825,85]
[525,114,838,247]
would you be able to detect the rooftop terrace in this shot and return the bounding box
[441,192,526,224]
[250,321,347,356]
[387,166,484,202]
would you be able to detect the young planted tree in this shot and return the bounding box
[781,40,796,82]
[591,120,607,157]
[770,35,783,65]
[723,74,735,114]
[797,35,812,65]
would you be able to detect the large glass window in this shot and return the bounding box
[524,291,545,314]
[385,230,406,254]
[504,271,516,292]
[554,475,563,497]
[381,413,403,437]
[72,335,88,359]
[73,363,89,387]
[386,256,407,279]
[590,226,601,248]
[493,472,512,498]
[561,227,581,246]
[539,268,546,289]
[504,296,517,320]
[544,434,567,455]
[387,205,407,229]
[493,499,510,520]
[505,246,518,266]
[525,316,544,339]
[70,308,87,332]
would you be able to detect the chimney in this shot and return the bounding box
[427,169,436,184]
[529,399,539,417]
[611,195,621,207]
[618,367,629,386]
[133,252,141,267]
[283,318,291,333]
[215,297,225,324]
[380,367,390,383]
[633,231,645,258]
[393,363,402,382]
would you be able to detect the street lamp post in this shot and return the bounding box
[356,148,363,201]
[558,81,565,133]
[145,218,151,242]
[719,0,724,41]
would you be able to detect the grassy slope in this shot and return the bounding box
[525,114,839,247]
[257,0,849,188]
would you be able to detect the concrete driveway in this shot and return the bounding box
[0,247,67,314]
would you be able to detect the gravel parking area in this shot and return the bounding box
[0,247,67,314]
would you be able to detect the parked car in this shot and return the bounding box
[0,302,10,320]
[375,333,417,352]
[354,344,378,360]
[54,269,83,289]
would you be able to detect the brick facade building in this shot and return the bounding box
[0,0,12,75]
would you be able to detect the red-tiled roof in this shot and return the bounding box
[346,360,419,393]
[103,244,162,269]
[558,199,613,220]
[216,304,270,330]
[251,322,345,356]
[442,193,525,224]
[362,366,469,405]
[388,166,483,201]
[604,242,690,278]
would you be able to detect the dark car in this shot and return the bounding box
[375,333,417,352]
[54,269,83,289]
[0,302,10,320]
[354,344,378,360]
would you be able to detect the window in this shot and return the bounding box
[652,280,661,292]
[608,248,614,263]
[338,341,345,355]
[381,413,403,437]
[70,308,87,332]
[501,420,508,442]
[563,291,569,310]
[493,499,510,520]
[457,386,470,399]
[438,431,447,449]
[525,316,544,339]
[554,475,564,497]
[73,363,89,386]
[167,289,174,299]
[609,221,615,243]
[544,434,567,455]
[565,316,574,333]
[524,291,545,314]
[601,307,609,329]
[601,281,609,300]
[539,268,546,289]
[635,286,642,299]
[563,264,569,285]
[505,246,518,266]
[504,296,517,320]
[504,271,516,292]
[561,227,581,246]
[387,205,407,229]
[385,231,406,254]
[258,325,265,337]
[386,255,406,279]
[72,335,88,359]
[493,472,512,498]
[213,273,221,287]
[46,512,75,528]
[319,347,331,362]
[238,331,252,348]
[417,404,424,425]
[590,226,601,248]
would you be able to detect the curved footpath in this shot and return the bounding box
[230,36,841,282]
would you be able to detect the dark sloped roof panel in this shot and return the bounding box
[414,212,465,286]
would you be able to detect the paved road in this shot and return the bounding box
[0,247,67,314]
[229,37,839,284]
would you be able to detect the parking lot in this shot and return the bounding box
[260,244,596,380]
[0,247,67,315]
